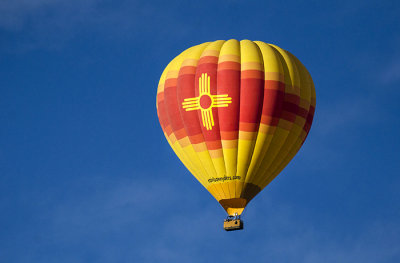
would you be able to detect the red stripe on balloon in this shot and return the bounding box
[239,76,264,131]
[196,57,222,148]
[217,67,240,138]
[164,78,188,141]
[177,68,204,139]
[261,80,285,126]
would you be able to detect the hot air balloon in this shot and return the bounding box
[156,40,316,231]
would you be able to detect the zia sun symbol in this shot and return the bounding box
[182,73,232,131]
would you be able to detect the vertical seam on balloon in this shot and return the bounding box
[263,52,305,185]
[161,53,199,177]
[253,44,293,187]
[216,40,240,199]
[240,41,265,198]
[211,41,230,199]
[265,53,312,187]
[243,42,282,188]
[232,39,241,199]
[236,40,264,198]
[236,40,241,199]
[176,43,219,190]
[196,40,228,200]
[166,45,210,187]
[257,46,302,188]
[251,44,294,187]
[262,64,315,188]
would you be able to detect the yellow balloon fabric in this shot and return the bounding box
[156,40,316,216]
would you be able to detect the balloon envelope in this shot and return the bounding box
[156,40,316,216]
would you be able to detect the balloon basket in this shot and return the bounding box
[223,214,243,231]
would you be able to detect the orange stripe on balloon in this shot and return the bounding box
[205,140,223,150]
[163,124,173,136]
[239,131,258,140]
[188,133,205,144]
[218,54,240,63]
[157,92,164,103]
[217,61,241,71]
[179,66,197,76]
[241,62,263,71]
[178,137,192,147]
[241,70,264,79]
[220,131,238,140]
[181,58,198,67]
[165,78,178,88]
[201,49,220,57]
[174,128,187,140]
[199,56,218,64]
[192,142,208,152]
[221,140,238,148]
[265,72,285,82]
[260,115,280,126]
[239,122,259,132]
[265,80,285,92]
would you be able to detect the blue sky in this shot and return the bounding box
[1,0,399,262]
